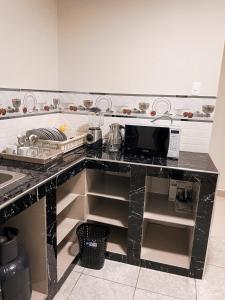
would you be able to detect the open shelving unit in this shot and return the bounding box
[85,170,130,256]
[141,221,193,268]
[87,221,128,255]
[144,192,195,227]
[106,225,127,255]
[86,169,130,201]
[56,171,85,281]
[141,176,199,269]
[57,192,79,215]
[57,233,79,280]
[57,217,80,245]
[87,195,129,228]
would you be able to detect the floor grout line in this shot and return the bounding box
[131,266,141,300]
[66,272,82,300]
[206,263,225,269]
[195,279,198,300]
[77,272,138,289]
[136,287,183,300]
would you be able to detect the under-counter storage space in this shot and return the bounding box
[56,171,85,281]
[107,225,127,255]
[56,171,85,216]
[144,193,195,227]
[87,221,127,255]
[142,176,198,269]
[57,231,79,280]
[57,196,84,246]
[86,169,130,201]
[144,177,199,227]
[5,198,48,299]
[141,221,194,269]
[87,195,129,228]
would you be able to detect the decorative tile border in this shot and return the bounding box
[0,88,216,123]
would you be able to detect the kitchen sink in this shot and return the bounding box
[0,170,25,189]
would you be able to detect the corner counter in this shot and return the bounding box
[0,149,218,299]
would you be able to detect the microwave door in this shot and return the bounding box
[124,125,169,157]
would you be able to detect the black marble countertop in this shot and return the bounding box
[0,147,218,210]
[85,148,218,174]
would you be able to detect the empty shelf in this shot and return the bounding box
[87,191,128,201]
[57,241,79,280]
[31,291,47,300]
[144,193,195,227]
[87,198,128,228]
[141,222,191,269]
[57,218,80,245]
[107,227,127,255]
[87,174,129,201]
[57,192,79,215]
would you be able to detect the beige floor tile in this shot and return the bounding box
[134,288,180,300]
[137,268,196,300]
[207,237,225,267]
[83,259,140,287]
[211,196,225,238]
[73,262,85,273]
[54,272,80,300]
[31,291,47,300]
[196,265,225,300]
[68,274,135,300]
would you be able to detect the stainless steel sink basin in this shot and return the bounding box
[0,170,25,189]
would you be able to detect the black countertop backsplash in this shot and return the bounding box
[0,146,218,209]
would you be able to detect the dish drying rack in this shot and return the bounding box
[37,134,86,153]
[1,149,62,165]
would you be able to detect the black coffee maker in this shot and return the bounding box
[0,227,32,300]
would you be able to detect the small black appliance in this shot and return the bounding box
[124,125,181,159]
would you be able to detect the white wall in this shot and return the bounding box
[210,45,225,190]
[0,0,58,90]
[58,0,225,96]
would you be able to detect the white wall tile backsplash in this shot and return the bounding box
[61,113,212,153]
[0,111,212,153]
[0,90,214,153]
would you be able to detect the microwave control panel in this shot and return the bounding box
[168,128,181,159]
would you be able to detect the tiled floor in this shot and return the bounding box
[54,196,225,300]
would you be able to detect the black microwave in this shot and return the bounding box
[124,125,181,159]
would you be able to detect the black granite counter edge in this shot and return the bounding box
[0,150,218,212]
[85,150,219,175]
[0,156,86,210]
[86,156,219,175]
